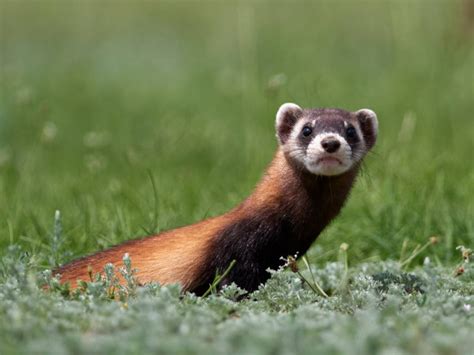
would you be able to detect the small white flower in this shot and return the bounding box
[83,131,110,148]
[463,304,471,312]
[84,154,107,172]
[15,86,33,105]
[267,73,287,91]
[41,121,58,143]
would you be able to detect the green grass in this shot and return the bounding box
[0,1,473,354]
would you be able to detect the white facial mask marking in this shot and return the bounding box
[281,119,368,176]
[284,120,308,162]
[305,132,353,176]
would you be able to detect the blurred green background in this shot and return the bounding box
[0,0,473,267]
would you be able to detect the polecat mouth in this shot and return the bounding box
[316,156,343,165]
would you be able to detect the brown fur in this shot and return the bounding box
[56,217,224,289]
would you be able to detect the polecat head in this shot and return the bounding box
[275,103,378,176]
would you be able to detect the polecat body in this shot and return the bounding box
[56,103,378,294]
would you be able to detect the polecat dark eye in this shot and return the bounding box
[346,126,357,139]
[302,126,312,137]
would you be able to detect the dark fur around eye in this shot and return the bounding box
[302,126,312,137]
[346,126,358,140]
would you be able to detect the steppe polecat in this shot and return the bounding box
[56,103,378,294]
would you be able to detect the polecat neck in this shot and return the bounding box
[195,149,360,294]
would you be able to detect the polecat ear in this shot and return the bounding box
[275,103,303,145]
[355,109,378,150]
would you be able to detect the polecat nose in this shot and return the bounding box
[321,138,341,153]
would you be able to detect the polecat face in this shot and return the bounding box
[275,103,378,176]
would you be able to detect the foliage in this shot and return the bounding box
[1,247,473,354]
